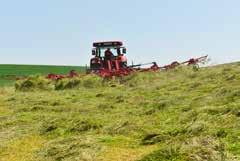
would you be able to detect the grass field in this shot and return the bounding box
[0,63,240,161]
[0,64,84,86]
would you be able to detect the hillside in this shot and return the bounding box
[0,64,84,86]
[0,62,240,161]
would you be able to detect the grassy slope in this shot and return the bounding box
[0,64,84,86]
[0,62,240,161]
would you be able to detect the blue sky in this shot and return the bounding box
[0,0,240,66]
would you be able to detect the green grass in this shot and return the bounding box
[0,62,240,161]
[0,64,84,86]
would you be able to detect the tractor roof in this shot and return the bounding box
[93,41,123,48]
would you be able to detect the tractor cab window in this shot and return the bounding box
[98,48,120,58]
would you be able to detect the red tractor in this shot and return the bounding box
[89,41,133,78]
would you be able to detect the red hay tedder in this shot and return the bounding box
[47,70,78,80]
[47,41,208,80]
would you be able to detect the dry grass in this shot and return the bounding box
[98,145,158,161]
[0,135,45,161]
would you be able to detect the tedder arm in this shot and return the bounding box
[181,55,208,66]
[128,62,157,68]
[159,55,208,70]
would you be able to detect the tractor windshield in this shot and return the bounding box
[102,48,118,56]
[96,47,123,58]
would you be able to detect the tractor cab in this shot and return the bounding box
[90,41,127,72]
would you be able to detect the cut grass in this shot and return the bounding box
[0,62,240,160]
[98,145,158,161]
[0,135,45,161]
